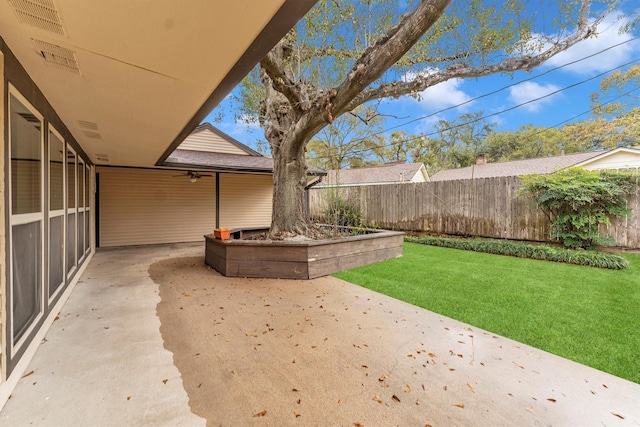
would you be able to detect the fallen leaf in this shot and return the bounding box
[127,396,131,401]
[602,384,608,388]
[547,398,556,403]
[162,379,168,384]
[526,406,533,412]
[354,423,364,427]
[292,388,299,392]
[294,412,301,418]
[22,371,34,378]
[253,410,267,417]
[372,395,382,404]
[392,395,401,403]
[428,353,436,358]
[467,383,475,393]
[379,375,387,382]
[405,384,412,393]
[454,403,465,409]
[611,413,625,420]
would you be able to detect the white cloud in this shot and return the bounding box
[508,81,561,112]
[543,12,639,75]
[401,68,473,111]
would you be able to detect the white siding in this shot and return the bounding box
[583,151,640,171]
[219,174,272,229]
[98,167,216,247]
[178,129,249,155]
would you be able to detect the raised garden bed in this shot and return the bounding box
[204,228,404,279]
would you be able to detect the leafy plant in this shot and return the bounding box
[518,168,639,249]
[320,189,364,231]
[405,235,629,269]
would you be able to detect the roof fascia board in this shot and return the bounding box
[156,0,317,166]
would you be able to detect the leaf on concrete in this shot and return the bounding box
[454,403,465,408]
[392,395,401,403]
[467,383,475,393]
[253,410,267,417]
[611,413,625,419]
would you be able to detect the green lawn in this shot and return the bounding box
[334,242,640,383]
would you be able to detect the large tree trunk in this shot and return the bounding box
[269,132,309,235]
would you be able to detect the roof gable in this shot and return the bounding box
[319,163,429,186]
[574,146,640,170]
[178,123,261,156]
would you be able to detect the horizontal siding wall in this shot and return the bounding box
[178,130,248,155]
[219,173,272,229]
[309,177,640,248]
[98,167,216,247]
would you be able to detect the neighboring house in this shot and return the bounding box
[316,162,430,187]
[0,0,316,407]
[430,147,640,181]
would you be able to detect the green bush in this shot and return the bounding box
[518,168,639,249]
[405,236,629,269]
[321,191,364,228]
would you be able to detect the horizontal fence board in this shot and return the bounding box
[309,176,640,249]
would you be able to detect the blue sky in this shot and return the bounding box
[205,5,640,152]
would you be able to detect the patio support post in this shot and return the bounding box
[215,172,220,229]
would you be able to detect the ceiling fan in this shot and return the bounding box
[173,171,213,183]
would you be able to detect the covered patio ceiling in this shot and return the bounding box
[0,0,315,167]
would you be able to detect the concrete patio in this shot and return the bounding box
[1,243,638,426]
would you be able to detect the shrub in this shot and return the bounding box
[405,236,629,269]
[517,168,639,249]
[321,190,364,228]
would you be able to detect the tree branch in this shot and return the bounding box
[343,0,603,111]
[260,47,306,114]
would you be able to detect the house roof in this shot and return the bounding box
[164,124,326,176]
[429,151,607,181]
[318,162,428,186]
[0,1,316,168]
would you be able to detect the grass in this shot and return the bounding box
[334,242,640,383]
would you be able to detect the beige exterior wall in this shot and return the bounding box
[178,129,249,155]
[583,151,640,171]
[97,167,216,247]
[219,173,272,229]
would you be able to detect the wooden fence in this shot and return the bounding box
[308,176,640,249]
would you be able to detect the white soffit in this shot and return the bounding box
[0,0,301,167]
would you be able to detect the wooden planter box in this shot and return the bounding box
[204,229,404,279]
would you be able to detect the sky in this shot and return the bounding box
[204,2,640,154]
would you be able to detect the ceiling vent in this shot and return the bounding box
[83,131,102,139]
[78,120,99,131]
[8,0,66,35]
[32,39,80,74]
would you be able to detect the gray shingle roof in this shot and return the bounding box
[164,149,325,175]
[429,151,606,181]
[319,162,426,186]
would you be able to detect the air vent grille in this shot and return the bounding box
[83,131,102,140]
[8,0,65,35]
[78,120,99,131]
[32,39,80,73]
